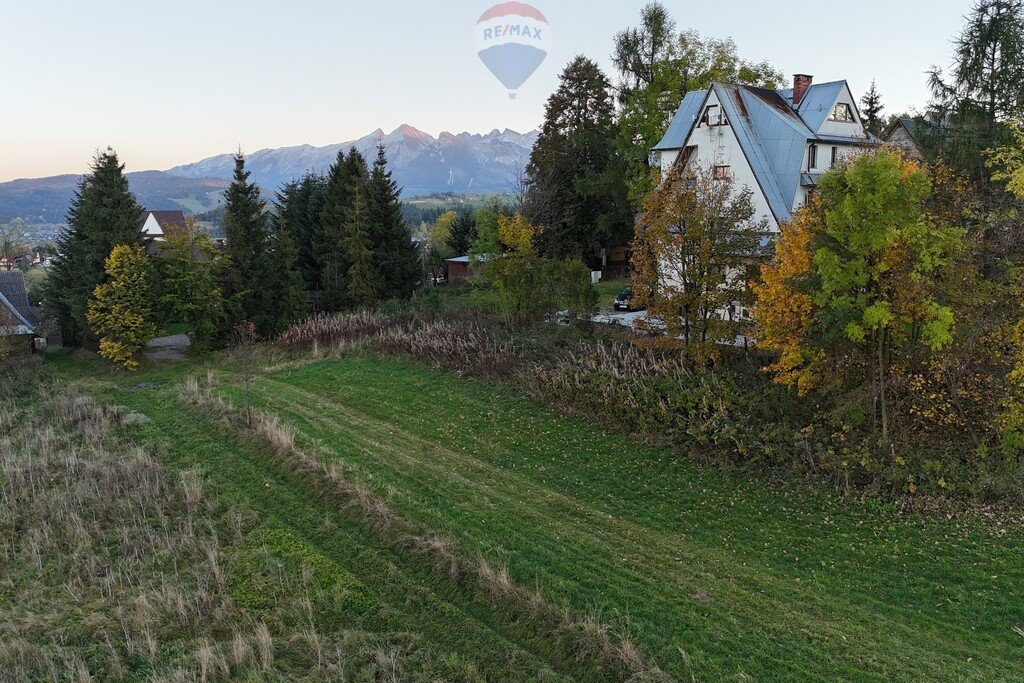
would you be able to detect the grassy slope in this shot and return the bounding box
[51,354,613,682]
[240,358,1023,681]
[55,353,1024,681]
[3,363,524,679]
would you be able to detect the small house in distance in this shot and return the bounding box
[883,117,928,160]
[447,256,473,284]
[140,210,188,242]
[0,270,39,350]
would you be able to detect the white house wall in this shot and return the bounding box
[816,83,866,137]
[683,90,778,231]
[142,214,164,239]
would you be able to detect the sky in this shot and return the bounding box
[0,0,976,182]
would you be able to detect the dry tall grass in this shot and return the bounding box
[277,311,526,379]
[0,366,477,680]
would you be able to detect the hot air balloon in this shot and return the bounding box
[473,2,551,99]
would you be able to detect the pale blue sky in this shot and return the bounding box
[0,0,974,182]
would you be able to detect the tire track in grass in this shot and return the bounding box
[91,379,594,682]
[248,362,1021,681]
[250,376,967,680]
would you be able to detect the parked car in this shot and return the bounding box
[613,288,641,312]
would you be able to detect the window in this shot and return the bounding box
[713,165,732,180]
[808,144,818,170]
[829,102,854,122]
[702,104,727,127]
[831,146,838,167]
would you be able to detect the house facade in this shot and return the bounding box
[884,117,927,160]
[140,210,188,242]
[653,75,881,232]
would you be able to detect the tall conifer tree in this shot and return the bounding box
[221,151,269,329]
[258,216,307,335]
[525,56,631,259]
[927,0,1024,176]
[860,80,885,137]
[318,148,368,310]
[366,144,421,300]
[46,148,144,347]
[277,173,327,291]
[344,188,376,309]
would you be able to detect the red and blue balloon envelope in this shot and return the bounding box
[474,2,551,99]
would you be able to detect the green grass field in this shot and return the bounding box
[49,351,1024,681]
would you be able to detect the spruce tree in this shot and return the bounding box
[366,145,421,300]
[258,216,307,335]
[447,211,478,256]
[860,80,885,137]
[525,56,631,259]
[221,151,269,329]
[276,173,327,291]
[344,188,376,309]
[46,148,144,347]
[318,148,368,310]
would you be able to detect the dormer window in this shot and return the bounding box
[702,104,727,127]
[829,103,855,122]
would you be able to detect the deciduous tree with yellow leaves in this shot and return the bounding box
[754,149,963,457]
[87,244,159,371]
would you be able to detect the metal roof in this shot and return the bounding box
[713,83,795,224]
[0,290,34,334]
[653,78,884,225]
[0,270,37,328]
[795,80,848,132]
[653,90,706,150]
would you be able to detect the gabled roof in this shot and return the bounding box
[0,291,33,333]
[791,80,848,131]
[0,270,36,334]
[653,90,706,151]
[140,210,188,237]
[777,81,853,129]
[0,270,37,327]
[713,83,795,223]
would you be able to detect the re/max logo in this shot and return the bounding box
[482,24,543,41]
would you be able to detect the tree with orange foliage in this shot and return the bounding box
[631,163,765,363]
[750,201,823,395]
[754,149,962,455]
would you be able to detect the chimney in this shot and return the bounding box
[792,74,813,106]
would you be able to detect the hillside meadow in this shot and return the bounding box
[22,347,1024,681]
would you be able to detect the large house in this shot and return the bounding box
[652,75,881,232]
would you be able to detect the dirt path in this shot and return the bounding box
[144,333,190,361]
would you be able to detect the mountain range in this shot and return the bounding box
[0,125,538,226]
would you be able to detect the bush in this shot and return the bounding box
[533,342,803,466]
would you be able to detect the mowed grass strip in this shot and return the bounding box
[63,359,615,681]
[225,357,1024,681]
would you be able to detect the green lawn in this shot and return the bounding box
[55,353,1024,681]
[50,353,617,681]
